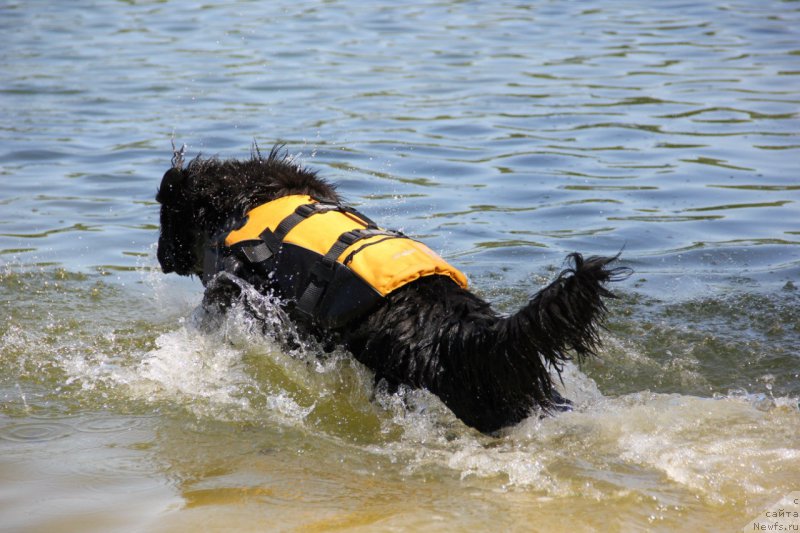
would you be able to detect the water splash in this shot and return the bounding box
[2,267,798,511]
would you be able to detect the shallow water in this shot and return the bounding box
[2,1,799,531]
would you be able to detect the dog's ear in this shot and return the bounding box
[156,168,186,205]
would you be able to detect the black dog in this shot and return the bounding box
[156,145,628,433]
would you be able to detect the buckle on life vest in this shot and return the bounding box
[309,256,337,284]
[337,229,366,247]
[295,203,319,218]
[295,260,334,322]
[239,241,273,264]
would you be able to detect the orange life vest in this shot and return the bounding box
[208,195,467,328]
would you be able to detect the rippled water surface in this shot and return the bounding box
[2,1,799,531]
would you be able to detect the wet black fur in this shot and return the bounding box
[156,145,630,433]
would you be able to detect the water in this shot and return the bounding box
[2,0,799,531]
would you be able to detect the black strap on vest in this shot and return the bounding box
[230,203,341,272]
[260,202,352,252]
[239,241,273,263]
[295,227,400,320]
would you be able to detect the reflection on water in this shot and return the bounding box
[1,0,799,530]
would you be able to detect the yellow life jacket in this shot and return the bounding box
[211,195,467,327]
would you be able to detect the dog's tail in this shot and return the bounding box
[500,253,629,403]
[518,253,629,361]
[442,253,629,432]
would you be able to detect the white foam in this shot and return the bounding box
[137,326,251,407]
[365,366,799,500]
[93,311,314,426]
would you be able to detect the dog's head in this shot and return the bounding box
[155,144,341,278]
[156,166,204,276]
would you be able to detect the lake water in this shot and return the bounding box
[2,1,799,531]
